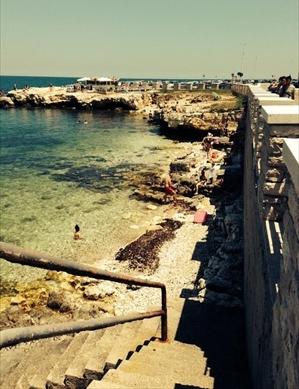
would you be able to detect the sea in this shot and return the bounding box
[0,75,186,283]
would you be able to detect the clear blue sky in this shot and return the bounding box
[1,0,298,80]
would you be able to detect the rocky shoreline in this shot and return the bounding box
[0,87,243,135]
[0,89,246,330]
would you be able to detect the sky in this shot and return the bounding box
[1,0,298,80]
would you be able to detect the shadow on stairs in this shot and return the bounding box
[0,297,250,389]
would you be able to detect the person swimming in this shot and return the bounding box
[74,224,80,240]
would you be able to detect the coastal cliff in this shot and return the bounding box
[1,87,151,111]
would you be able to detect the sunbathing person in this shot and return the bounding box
[194,169,207,194]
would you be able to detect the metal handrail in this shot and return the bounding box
[0,241,167,348]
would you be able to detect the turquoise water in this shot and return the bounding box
[0,75,77,94]
[0,107,180,282]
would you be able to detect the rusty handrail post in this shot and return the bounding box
[161,285,167,341]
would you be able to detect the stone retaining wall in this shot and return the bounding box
[233,84,299,389]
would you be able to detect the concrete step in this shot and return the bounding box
[0,342,32,387]
[83,323,123,381]
[0,336,72,389]
[87,379,130,389]
[64,325,122,389]
[128,339,207,375]
[104,320,142,370]
[25,336,73,389]
[0,297,214,389]
[91,368,214,389]
[119,357,208,382]
[45,331,91,389]
[134,337,206,355]
[124,315,160,354]
[84,316,160,381]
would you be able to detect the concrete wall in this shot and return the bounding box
[232,84,299,389]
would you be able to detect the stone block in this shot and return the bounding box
[267,156,285,167]
[261,203,287,221]
[258,96,294,106]
[287,183,299,240]
[261,105,299,124]
[256,141,262,152]
[260,153,287,175]
[257,124,264,133]
[266,137,284,156]
[263,196,287,204]
[257,133,263,141]
[264,168,285,182]
[268,124,299,137]
[263,180,289,196]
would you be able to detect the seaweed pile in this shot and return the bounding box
[115,219,183,274]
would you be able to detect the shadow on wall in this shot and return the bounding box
[174,299,250,389]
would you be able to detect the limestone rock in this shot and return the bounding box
[0,96,14,107]
[83,282,115,300]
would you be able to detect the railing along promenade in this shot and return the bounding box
[232,83,299,389]
[0,242,167,348]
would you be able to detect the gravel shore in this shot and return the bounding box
[97,196,215,315]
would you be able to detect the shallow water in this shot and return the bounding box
[0,108,184,282]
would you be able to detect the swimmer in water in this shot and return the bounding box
[74,224,80,240]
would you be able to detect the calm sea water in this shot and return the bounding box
[0,75,78,94]
[0,76,184,282]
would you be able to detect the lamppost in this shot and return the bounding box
[240,42,247,81]
[253,56,257,80]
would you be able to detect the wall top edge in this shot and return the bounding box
[261,105,299,124]
[258,97,295,106]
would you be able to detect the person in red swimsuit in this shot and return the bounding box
[163,174,177,205]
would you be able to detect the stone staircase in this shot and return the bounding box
[0,297,249,389]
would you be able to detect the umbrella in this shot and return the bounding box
[77,77,91,82]
[96,77,112,82]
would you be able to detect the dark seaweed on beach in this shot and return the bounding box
[115,219,183,273]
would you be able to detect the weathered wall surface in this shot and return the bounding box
[233,84,299,389]
[243,97,274,389]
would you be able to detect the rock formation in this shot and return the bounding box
[0,87,243,136]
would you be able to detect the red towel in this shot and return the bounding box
[193,210,207,223]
